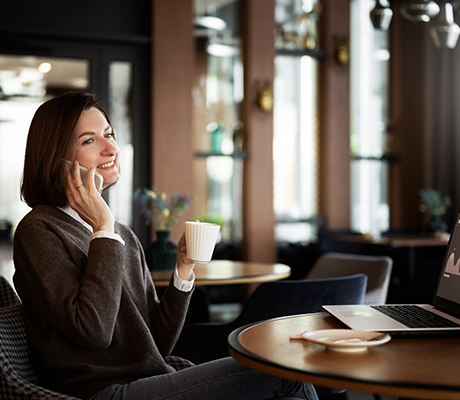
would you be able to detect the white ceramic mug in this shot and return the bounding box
[185,221,220,263]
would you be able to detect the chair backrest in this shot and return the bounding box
[0,304,78,399]
[0,276,21,307]
[306,252,393,304]
[172,274,367,365]
[233,274,367,327]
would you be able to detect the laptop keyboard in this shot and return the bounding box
[371,305,460,328]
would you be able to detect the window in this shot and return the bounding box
[203,48,244,242]
[274,0,319,243]
[274,55,318,242]
[108,61,133,227]
[193,0,243,243]
[350,0,391,237]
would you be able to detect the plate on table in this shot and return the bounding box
[302,329,391,352]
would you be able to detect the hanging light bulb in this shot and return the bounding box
[430,2,460,49]
[400,0,440,22]
[370,0,393,31]
[194,15,227,31]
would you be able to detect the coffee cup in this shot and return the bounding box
[185,221,220,263]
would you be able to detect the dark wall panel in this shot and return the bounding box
[1,0,151,41]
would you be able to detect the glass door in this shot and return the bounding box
[0,39,150,247]
[0,55,90,236]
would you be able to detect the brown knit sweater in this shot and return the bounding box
[13,205,192,399]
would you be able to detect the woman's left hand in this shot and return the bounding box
[65,161,115,233]
[176,232,195,281]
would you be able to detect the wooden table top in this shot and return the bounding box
[331,234,449,247]
[151,260,291,287]
[228,313,460,400]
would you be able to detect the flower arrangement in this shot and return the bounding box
[192,86,241,153]
[206,100,238,134]
[134,188,191,230]
[418,189,451,234]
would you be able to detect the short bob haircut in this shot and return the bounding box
[21,90,112,208]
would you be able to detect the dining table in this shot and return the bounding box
[150,259,291,287]
[228,312,460,400]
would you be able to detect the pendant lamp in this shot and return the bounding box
[370,0,393,31]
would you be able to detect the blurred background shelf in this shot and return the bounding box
[194,150,249,159]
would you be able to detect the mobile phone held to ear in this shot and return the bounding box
[64,160,104,193]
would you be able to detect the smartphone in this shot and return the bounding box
[64,159,104,193]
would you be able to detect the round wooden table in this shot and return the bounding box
[151,260,291,287]
[228,313,460,400]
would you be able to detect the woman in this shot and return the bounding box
[13,90,318,400]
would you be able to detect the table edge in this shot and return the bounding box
[151,262,291,286]
[227,317,460,400]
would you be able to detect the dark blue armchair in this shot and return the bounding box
[172,274,367,400]
[172,274,367,364]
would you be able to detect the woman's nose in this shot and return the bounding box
[102,138,118,155]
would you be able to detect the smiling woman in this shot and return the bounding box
[12,89,319,400]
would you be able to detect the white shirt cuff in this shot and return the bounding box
[92,231,126,245]
[173,267,195,292]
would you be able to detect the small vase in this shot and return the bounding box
[426,215,447,235]
[210,123,224,152]
[146,230,177,271]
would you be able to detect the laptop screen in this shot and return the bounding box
[432,213,460,318]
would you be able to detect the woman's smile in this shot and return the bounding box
[98,160,115,169]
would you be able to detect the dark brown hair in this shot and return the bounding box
[21,90,111,207]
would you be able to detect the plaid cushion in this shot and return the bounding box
[0,276,21,308]
[0,304,79,399]
[0,305,193,399]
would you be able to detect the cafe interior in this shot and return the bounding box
[0,0,459,398]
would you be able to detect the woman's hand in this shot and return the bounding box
[176,232,195,281]
[65,161,115,233]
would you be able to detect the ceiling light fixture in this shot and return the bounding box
[400,0,440,23]
[38,62,52,74]
[371,1,460,49]
[430,2,460,49]
[370,0,393,31]
[194,15,227,31]
[207,43,239,57]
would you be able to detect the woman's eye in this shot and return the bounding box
[106,132,115,139]
[82,139,93,145]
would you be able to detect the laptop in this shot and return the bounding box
[323,213,460,336]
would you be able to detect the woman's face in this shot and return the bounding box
[66,107,120,188]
